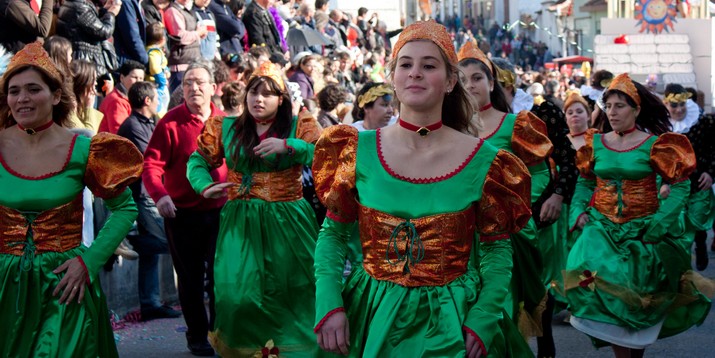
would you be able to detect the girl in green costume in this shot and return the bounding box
[567,73,712,357]
[187,62,324,357]
[313,21,533,357]
[0,42,142,357]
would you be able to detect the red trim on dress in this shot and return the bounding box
[314,307,345,333]
[0,134,78,180]
[462,326,486,355]
[326,210,353,223]
[481,113,508,140]
[283,139,295,156]
[376,128,483,184]
[600,133,653,153]
[77,256,91,285]
[569,213,588,233]
[479,233,509,242]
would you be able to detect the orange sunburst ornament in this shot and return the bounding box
[635,0,678,34]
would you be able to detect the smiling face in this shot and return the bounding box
[246,79,282,122]
[7,68,60,128]
[605,93,639,132]
[182,68,216,110]
[363,95,394,128]
[565,102,589,133]
[392,40,456,112]
[459,61,493,109]
[666,99,687,121]
[120,69,145,92]
[300,58,316,77]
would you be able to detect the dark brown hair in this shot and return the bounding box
[227,76,293,168]
[70,60,97,126]
[0,66,74,128]
[603,81,671,135]
[221,81,245,112]
[458,58,512,114]
[146,22,166,47]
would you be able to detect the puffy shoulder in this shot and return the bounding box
[295,109,323,143]
[476,149,532,240]
[512,110,553,166]
[196,116,225,168]
[312,125,359,222]
[576,128,599,179]
[85,133,143,199]
[650,132,696,183]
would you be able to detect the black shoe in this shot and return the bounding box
[695,233,709,271]
[187,341,215,356]
[141,305,182,321]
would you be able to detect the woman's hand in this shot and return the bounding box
[464,331,484,358]
[202,182,235,199]
[576,213,590,229]
[253,138,288,158]
[540,194,563,222]
[52,257,88,304]
[659,184,671,199]
[698,172,713,191]
[316,311,350,355]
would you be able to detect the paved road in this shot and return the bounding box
[117,248,715,357]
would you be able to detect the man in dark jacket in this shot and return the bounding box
[242,0,281,54]
[118,81,182,323]
[142,0,169,25]
[0,0,53,53]
[208,0,246,57]
[114,0,148,65]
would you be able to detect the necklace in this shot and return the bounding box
[17,121,54,135]
[479,103,493,112]
[255,117,275,125]
[569,130,588,137]
[615,126,637,137]
[398,118,443,137]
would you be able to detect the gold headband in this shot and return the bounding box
[564,90,590,112]
[392,20,457,65]
[457,40,493,74]
[249,62,286,91]
[495,66,516,88]
[607,73,640,106]
[2,42,62,86]
[357,84,393,109]
[664,92,692,103]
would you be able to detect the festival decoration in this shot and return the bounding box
[635,0,678,34]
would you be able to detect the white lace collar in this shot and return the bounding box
[511,88,535,114]
[670,99,700,134]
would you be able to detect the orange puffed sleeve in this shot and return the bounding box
[476,150,532,241]
[296,109,323,143]
[511,110,553,167]
[312,125,358,222]
[650,132,696,184]
[85,133,143,199]
[576,129,599,180]
[196,116,225,168]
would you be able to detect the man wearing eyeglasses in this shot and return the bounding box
[142,61,226,356]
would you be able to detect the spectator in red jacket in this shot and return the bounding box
[99,60,145,133]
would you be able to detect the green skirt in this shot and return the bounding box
[342,266,531,357]
[677,189,715,252]
[565,209,711,343]
[209,198,320,357]
[0,247,118,357]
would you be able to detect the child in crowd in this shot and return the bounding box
[146,22,170,115]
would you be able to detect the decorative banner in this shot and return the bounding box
[635,0,678,34]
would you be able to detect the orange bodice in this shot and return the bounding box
[359,204,476,287]
[593,174,659,224]
[226,166,303,202]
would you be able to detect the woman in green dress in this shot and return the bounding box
[313,21,533,357]
[0,42,142,357]
[187,61,323,357]
[567,73,712,357]
[457,40,551,341]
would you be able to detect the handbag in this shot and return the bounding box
[101,40,119,72]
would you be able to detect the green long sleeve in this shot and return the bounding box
[285,138,315,166]
[314,217,354,327]
[464,238,513,350]
[569,176,595,230]
[80,188,137,282]
[643,179,690,243]
[187,150,216,194]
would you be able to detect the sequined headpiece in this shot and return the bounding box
[250,62,286,91]
[457,40,493,74]
[563,90,590,113]
[1,42,62,87]
[392,20,457,65]
[663,91,692,103]
[495,66,516,88]
[607,73,640,106]
[357,83,393,109]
